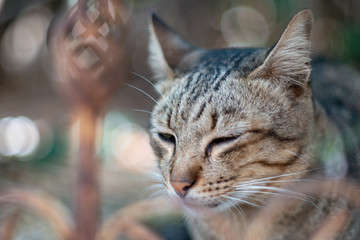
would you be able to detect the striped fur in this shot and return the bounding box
[148,10,360,239]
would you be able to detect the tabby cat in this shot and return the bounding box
[147,10,360,239]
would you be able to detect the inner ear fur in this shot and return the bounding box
[248,10,313,91]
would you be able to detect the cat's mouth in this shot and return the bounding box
[182,201,217,211]
[206,202,221,208]
[174,196,222,211]
[179,201,228,216]
[167,184,224,210]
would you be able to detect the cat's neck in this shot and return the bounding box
[186,205,259,239]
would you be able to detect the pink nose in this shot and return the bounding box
[170,181,193,198]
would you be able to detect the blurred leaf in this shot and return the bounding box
[344,26,360,65]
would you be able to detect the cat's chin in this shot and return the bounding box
[172,197,224,215]
[182,202,215,214]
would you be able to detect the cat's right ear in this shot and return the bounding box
[148,14,195,81]
[248,10,313,88]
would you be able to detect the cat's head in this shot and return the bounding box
[148,10,315,212]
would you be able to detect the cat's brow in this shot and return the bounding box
[216,121,250,136]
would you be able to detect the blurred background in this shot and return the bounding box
[0,0,359,239]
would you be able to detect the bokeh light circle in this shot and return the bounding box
[0,116,40,158]
[1,7,51,72]
[221,7,269,47]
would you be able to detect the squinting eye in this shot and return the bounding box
[206,136,239,156]
[158,133,176,144]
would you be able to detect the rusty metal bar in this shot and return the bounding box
[74,107,101,240]
[0,189,73,240]
[0,210,20,240]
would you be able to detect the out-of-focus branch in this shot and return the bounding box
[0,189,74,240]
[98,218,164,240]
[74,106,100,240]
[96,199,180,240]
[243,179,360,240]
[311,209,350,240]
[0,209,20,240]
[49,0,128,239]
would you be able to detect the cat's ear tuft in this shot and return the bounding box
[249,10,313,88]
[148,14,194,81]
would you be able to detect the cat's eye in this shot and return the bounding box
[158,133,176,144]
[206,136,239,156]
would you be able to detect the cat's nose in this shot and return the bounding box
[170,180,194,198]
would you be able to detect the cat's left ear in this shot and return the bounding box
[148,14,195,81]
[249,10,313,88]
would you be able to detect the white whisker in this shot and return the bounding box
[227,202,237,221]
[241,195,266,205]
[124,83,159,105]
[285,150,310,166]
[146,171,164,181]
[131,71,170,107]
[145,183,165,191]
[146,188,168,200]
[223,195,261,208]
[235,186,319,210]
[237,168,320,186]
[224,196,247,225]
[237,185,302,196]
[131,109,152,114]
[237,178,314,188]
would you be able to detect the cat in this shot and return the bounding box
[147,9,360,240]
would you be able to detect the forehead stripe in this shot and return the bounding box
[211,112,218,130]
[193,102,207,122]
